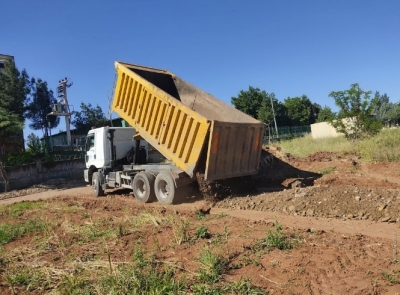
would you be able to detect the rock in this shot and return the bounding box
[378,204,387,211]
[380,216,391,222]
[288,205,296,212]
[306,209,314,216]
[355,196,361,201]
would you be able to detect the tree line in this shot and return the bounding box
[0,60,108,147]
[2,59,399,144]
[231,84,400,139]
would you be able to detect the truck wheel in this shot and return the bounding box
[154,172,176,204]
[92,172,105,197]
[133,172,156,203]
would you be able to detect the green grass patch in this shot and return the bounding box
[195,225,211,239]
[5,266,51,293]
[198,246,228,284]
[0,219,50,246]
[0,201,46,217]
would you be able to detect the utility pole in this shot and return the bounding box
[257,81,278,136]
[48,78,74,147]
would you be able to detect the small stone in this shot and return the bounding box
[288,205,296,212]
[378,204,387,211]
[306,209,314,216]
[347,214,354,219]
[380,216,391,222]
[355,196,361,201]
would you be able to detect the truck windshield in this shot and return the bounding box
[85,134,95,152]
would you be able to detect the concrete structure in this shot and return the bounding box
[311,122,342,139]
[311,118,357,139]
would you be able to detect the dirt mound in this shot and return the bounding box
[196,173,257,204]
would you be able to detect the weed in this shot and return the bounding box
[100,243,186,294]
[198,246,227,284]
[0,201,46,217]
[172,218,190,245]
[195,225,211,239]
[196,210,208,221]
[5,266,50,293]
[297,268,305,274]
[217,212,227,218]
[221,277,265,294]
[0,219,49,246]
[82,212,90,219]
[381,270,400,285]
[266,221,294,250]
[59,274,95,295]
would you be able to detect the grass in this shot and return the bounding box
[5,266,51,293]
[279,128,400,162]
[381,270,400,285]
[195,225,211,239]
[0,201,46,217]
[0,219,50,246]
[198,246,228,284]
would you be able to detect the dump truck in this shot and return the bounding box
[84,61,265,204]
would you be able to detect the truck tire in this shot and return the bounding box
[92,172,105,197]
[133,172,156,203]
[154,172,176,204]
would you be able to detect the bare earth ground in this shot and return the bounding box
[1,148,400,294]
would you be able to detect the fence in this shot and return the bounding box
[263,125,311,142]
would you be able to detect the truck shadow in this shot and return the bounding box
[253,150,322,193]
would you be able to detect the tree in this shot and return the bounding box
[26,133,41,154]
[328,83,381,140]
[26,78,60,137]
[72,102,108,130]
[316,106,336,123]
[0,60,32,121]
[283,95,314,126]
[0,106,23,137]
[231,86,267,119]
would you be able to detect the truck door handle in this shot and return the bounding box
[94,154,96,159]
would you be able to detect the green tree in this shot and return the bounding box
[329,83,381,140]
[26,133,41,154]
[316,106,336,123]
[283,95,314,126]
[26,79,60,137]
[72,102,108,130]
[0,106,23,137]
[0,59,32,121]
[231,86,267,119]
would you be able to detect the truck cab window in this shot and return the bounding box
[86,134,95,151]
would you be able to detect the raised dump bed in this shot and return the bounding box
[112,61,264,181]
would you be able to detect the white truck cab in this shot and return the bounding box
[84,127,147,184]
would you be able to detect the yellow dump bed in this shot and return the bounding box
[112,61,264,180]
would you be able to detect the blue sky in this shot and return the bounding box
[1,0,399,139]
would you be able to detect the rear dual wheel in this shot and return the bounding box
[132,172,156,203]
[154,172,176,205]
